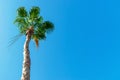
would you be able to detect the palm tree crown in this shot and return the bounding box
[14,7,54,47]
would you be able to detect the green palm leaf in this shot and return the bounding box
[29,7,40,19]
[17,7,27,17]
[42,21,54,33]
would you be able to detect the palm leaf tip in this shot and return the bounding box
[17,7,27,17]
[43,21,54,33]
[29,7,40,18]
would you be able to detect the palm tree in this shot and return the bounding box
[14,6,54,80]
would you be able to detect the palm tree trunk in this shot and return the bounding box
[21,33,31,80]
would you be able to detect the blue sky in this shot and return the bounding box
[0,0,120,80]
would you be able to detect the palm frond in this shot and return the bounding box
[34,16,43,27]
[17,7,27,17]
[8,34,23,47]
[19,26,28,34]
[42,21,54,33]
[29,7,40,19]
[14,17,27,25]
[14,17,29,34]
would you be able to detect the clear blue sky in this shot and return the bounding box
[0,0,120,80]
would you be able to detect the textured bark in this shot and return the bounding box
[21,33,31,80]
